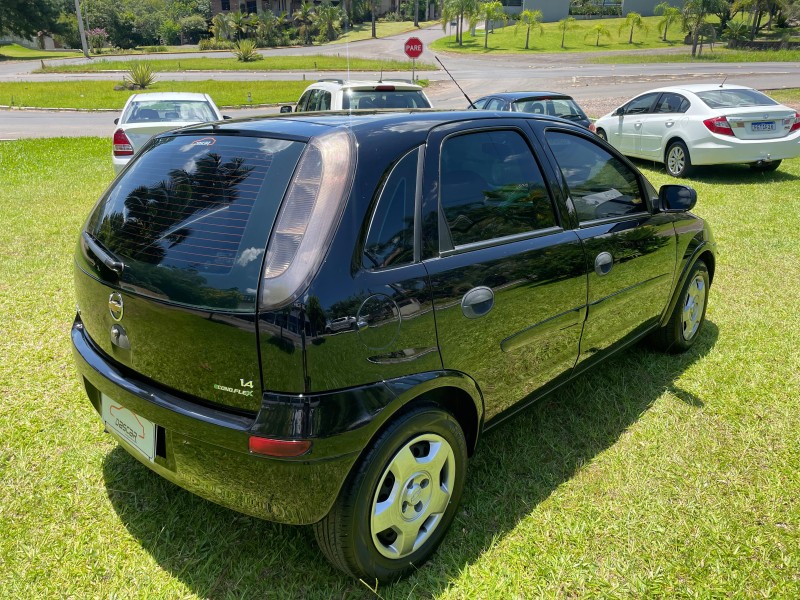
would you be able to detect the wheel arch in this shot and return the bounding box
[660,243,715,327]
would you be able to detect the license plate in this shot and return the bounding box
[101,394,156,461]
[751,121,776,132]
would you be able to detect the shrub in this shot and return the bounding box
[198,38,235,50]
[124,62,157,89]
[233,39,262,61]
[140,45,168,53]
[87,28,109,53]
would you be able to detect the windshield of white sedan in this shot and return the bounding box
[696,89,778,109]
[124,100,217,123]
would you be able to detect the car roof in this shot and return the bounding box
[637,83,754,95]
[129,92,213,102]
[479,91,576,101]
[179,109,579,142]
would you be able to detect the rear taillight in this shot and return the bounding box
[789,112,800,132]
[588,122,596,133]
[112,129,134,156]
[703,116,734,136]
[260,129,355,309]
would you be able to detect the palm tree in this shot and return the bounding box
[514,9,543,50]
[683,0,724,56]
[619,11,648,44]
[477,1,507,49]
[210,13,232,41]
[442,0,479,47]
[557,16,578,49]
[654,2,681,42]
[293,1,316,45]
[724,19,750,47]
[314,1,343,42]
[584,23,611,47]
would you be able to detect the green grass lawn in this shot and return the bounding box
[37,54,434,74]
[0,80,312,109]
[1,138,799,597]
[590,47,800,63]
[0,43,81,61]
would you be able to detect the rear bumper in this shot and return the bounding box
[689,132,800,165]
[71,316,367,525]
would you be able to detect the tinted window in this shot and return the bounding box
[296,90,312,112]
[485,98,505,110]
[86,135,305,309]
[654,93,687,114]
[440,129,556,246]
[363,149,419,269]
[546,131,645,222]
[624,93,659,115]
[342,90,430,109]
[696,88,778,108]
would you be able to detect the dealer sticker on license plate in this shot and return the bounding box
[101,394,156,461]
[751,121,776,132]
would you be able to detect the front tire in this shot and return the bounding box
[314,405,468,582]
[650,260,709,353]
[665,140,694,178]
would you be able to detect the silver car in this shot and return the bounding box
[112,92,224,173]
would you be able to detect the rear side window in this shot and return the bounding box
[363,149,418,269]
[85,135,305,310]
[439,129,556,247]
[546,131,644,222]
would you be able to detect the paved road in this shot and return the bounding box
[3,25,800,139]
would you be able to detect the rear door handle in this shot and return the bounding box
[594,252,614,276]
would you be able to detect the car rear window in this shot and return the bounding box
[343,90,430,109]
[512,98,587,122]
[84,134,305,310]
[124,100,218,123]
[696,89,778,109]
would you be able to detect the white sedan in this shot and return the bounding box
[593,84,800,177]
[112,92,225,173]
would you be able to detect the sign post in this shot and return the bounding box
[404,36,424,82]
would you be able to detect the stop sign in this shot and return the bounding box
[404,37,424,59]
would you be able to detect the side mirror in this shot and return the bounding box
[658,184,697,212]
[613,107,625,116]
[279,105,293,114]
[222,115,232,120]
[114,117,119,124]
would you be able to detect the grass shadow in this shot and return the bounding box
[102,322,718,597]
[628,157,800,184]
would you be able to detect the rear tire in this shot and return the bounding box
[596,128,607,142]
[649,260,709,353]
[749,160,781,172]
[665,140,694,178]
[313,404,467,583]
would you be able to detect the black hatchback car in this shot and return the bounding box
[72,110,715,582]
[470,91,594,131]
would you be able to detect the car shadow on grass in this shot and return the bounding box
[103,322,718,598]
[629,158,800,184]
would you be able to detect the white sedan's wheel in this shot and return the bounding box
[666,140,693,178]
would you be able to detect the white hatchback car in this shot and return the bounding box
[112,92,224,173]
[288,79,432,112]
[594,84,800,177]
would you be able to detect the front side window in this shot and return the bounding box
[439,129,556,247]
[546,130,645,222]
[363,149,419,269]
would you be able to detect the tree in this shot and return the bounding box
[584,23,611,46]
[683,0,725,56]
[211,13,233,41]
[441,0,479,46]
[314,1,343,42]
[619,11,648,44]
[557,16,578,49]
[476,1,507,49]
[655,2,681,42]
[724,19,750,46]
[293,1,316,45]
[0,0,63,38]
[514,9,543,50]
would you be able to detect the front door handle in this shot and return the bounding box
[461,286,494,319]
[594,252,614,276]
